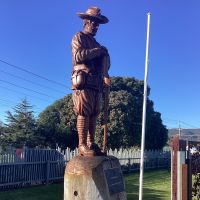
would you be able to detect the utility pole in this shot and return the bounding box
[178,120,181,137]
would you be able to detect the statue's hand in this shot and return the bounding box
[104,76,111,87]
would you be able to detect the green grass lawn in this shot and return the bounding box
[0,169,171,200]
[126,169,171,200]
[0,183,63,200]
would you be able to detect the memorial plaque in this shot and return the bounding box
[104,167,125,195]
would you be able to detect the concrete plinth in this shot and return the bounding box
[64,156,127,200]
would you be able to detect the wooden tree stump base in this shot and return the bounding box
[64,155,127,200]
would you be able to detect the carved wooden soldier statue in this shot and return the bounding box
[71,7,111,157]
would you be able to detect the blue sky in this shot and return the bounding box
[0,0,200,129]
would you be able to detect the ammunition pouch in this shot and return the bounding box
[71,70,87,90]
[72,64,103,91]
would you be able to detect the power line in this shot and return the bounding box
[0,85,52,103]
[0,98,44,111]
[0,69,66,94]
[0,79,58,99]
[180,121,199,129]
[0,102,13,108]
[0,98,19,106]
[166,126,177,129]
[163,117,179,123]
[163,117,200,129]
[0,103,41,116]
[0,59,69,89]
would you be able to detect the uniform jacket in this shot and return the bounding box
[71,31,109,75]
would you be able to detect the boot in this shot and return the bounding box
[77,115,95,157]
[87,116,106,156]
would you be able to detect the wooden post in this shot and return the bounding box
[181,164,188,200]
[186,141,192,200]
[171,149,173,200]
[171,136,187,200]
[171,137,178,200]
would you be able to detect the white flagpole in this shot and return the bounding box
[139,12,151,200]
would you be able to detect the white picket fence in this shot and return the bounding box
[0,147,170,190]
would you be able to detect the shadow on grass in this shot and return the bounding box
[126,183,168,200]
[124,169,171,200]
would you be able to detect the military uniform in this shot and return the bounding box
[71,7,110,156]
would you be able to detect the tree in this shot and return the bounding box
[3,99,39,148]
[37,94,78,149]
[145,111,168,149]
[95,90,135,149]
[95,77,168,149]
[192,150,200,199]
[0,121,5,136]
[38,77,168,150]
[0,121,8,149]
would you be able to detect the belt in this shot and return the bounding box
[86,73,103,91]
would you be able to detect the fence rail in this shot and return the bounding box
[0,147,170,190]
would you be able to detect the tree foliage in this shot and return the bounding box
[2,99,39,148]
[38,76,168,150]
[96,77,168,149]
[37,95,78,149]
[192,149,200,199]
[0,121,8,148]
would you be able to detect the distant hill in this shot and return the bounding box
[168,128,200,141]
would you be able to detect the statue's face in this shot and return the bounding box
[84,19,99,36]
